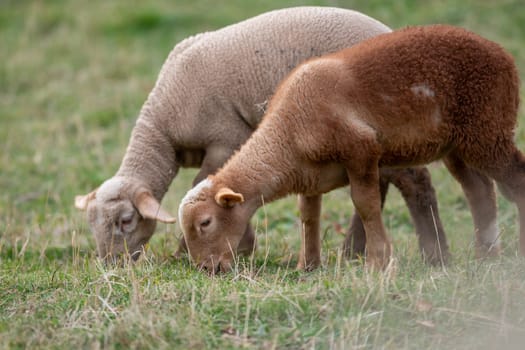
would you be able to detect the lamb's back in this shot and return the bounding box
[338,25,519,128]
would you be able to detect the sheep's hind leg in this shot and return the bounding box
[297,194,322,271]
[386,167,449,265]
[444,154,500,258]
[342,174,389,260]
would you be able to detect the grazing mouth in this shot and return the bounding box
[98,248,143,265]
[199,258,233,275]
[130,249,142,262]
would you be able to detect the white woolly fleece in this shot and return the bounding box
[96,177,125,203]
[178,178,213,226]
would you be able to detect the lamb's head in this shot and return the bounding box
[75,176,176,262]
[178,178,247,274]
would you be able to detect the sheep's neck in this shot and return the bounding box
[116,115,177,201]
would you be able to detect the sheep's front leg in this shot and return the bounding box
[444,154,500,258]
[236,224,256,255]
[297,194,322,271]
[347,165,392,270]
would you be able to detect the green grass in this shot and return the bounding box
[2,0,525,348]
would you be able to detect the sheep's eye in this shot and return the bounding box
[121,213,134,225]
[121,217,133,226]
[200,218,211,228]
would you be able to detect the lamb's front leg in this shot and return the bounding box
[297,194,322,271]
[343,174,390,259]
[344,167,449,265]
[347,165,392,270]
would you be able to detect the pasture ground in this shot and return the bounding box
[1,0,525,348]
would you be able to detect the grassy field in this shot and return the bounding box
[2,0,525,348]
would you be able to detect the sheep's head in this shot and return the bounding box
[75,176,176,263]
[178,178,247,274]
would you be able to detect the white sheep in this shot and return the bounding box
[75,7,448,263]
[178,24,520,273]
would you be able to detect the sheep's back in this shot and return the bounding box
[173,7,392,129]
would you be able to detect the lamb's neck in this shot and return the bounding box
[214,125,302,209]
[116,109,177,201]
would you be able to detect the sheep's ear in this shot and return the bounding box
[74,190,97,210]
[215,187,244,208]
[134,191,176,223]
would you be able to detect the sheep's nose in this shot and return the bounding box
[130,250,142,262]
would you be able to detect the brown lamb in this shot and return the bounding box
[178,24,521,273]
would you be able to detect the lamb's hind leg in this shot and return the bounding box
[297,194,322,271]
[491,150,525,255]
[444,154,500,257]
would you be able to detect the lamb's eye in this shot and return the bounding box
[200,218,211,228]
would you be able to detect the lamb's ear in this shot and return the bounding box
[74,190,97,210]
[134,191,176,223]
[215,187,244,208]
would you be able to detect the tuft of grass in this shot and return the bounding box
[2,0,525,349]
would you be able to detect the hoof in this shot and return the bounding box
[475,242,501,259]
[296,256,321,272]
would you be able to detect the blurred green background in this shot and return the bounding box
[1,1,525,349]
